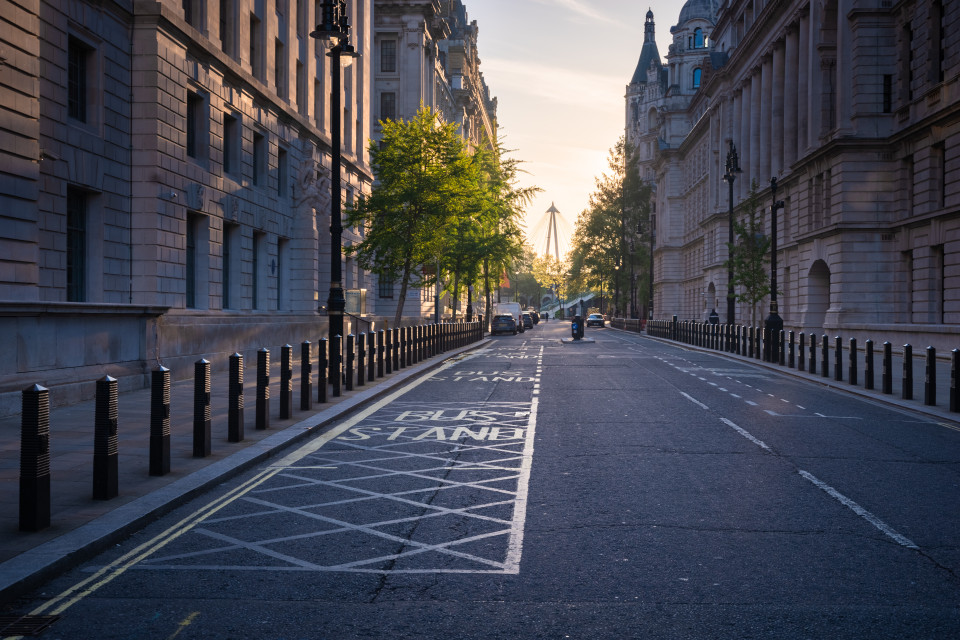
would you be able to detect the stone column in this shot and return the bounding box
[740,80,751,201]
[798,11,810,157]
[772,42,785,178]
[784,26,799,167]
[760,54,772,184]
[750,69,762,190]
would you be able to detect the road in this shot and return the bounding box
[6,320,960,639]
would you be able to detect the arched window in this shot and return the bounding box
[692,67,702,88]
[694,28,704,48]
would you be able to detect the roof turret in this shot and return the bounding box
[629,9,662,85]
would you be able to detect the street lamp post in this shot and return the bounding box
[722,140,742,326]
[311,0,358,388]
[764,177,785,363]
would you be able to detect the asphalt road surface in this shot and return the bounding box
[7,321,960,639]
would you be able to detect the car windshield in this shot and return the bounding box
[494,316,513,321]
[588,314,602,319]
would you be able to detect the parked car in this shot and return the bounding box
[491,314,518,335]
[586,313,605,327]
[520,312,534,329]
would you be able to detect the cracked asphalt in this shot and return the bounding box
[6,321,960,639]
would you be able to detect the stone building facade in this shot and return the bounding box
[0,0,376,414]
[630,0,960,351]
[371,0,497,319]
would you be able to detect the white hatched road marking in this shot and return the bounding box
[134,347,543,576]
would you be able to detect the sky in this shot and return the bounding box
[463,0,681,258]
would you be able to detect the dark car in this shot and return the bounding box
[491,314,518,335]
[586,313,605,327]
[521,312,534,329]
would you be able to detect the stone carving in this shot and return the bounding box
[292,140,331,216]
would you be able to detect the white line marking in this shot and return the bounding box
[720,418,771,451]
[745,400,758,406]
[798,470,919,549]
[680,392,709,410]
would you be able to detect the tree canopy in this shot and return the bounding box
[345,106,537,326]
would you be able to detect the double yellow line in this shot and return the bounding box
[21,466,281,624]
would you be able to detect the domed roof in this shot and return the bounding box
[677,0,719,25]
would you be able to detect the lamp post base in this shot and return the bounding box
[764,310,783,363]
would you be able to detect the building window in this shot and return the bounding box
[314,78,323,128]
[378,276,394,299]
[252,130,266,187]
[220,0,235,56]
[296,61,306,115]
[68,37,92,123]
[66,187,87,302]
[277,237,289,310]
[297,0,307,39]
[901,23,913,102]
[223,113,239,175]
[883,74,893,113]
[277,146,288,198]
[380,39,397,73]
[186,91,207,161]
[223,222,239,309]
[694,27,704,49]
[692,67,702,89]
[933,142,946,209]
[275,39,287,99]
[250,13,263,80]
[253,232,265,310]
[930,0,944,84]
[186,213,198,308]
[183,0,200,27]
[380,91,396,122]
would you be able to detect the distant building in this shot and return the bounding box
[0,0,375,414]
[371,0,497,319]
[628,0,960,350]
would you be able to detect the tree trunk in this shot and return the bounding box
[394,257,413,328]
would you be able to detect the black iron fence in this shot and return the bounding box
[630,316,960,415]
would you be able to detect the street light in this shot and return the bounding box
[311,0,359,389]
[764,177,785,363]
[722,140,742,326]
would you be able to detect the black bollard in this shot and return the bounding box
[925,346,936,406]
[256,348,270,430]
[301,341,313,411]
[798,332,805,372]
[809,333,817,373]
[393,328,400,370]
[821,335,829,377]
[902,344,913,400]
[951,349,959,412]
[378,329,385,378]
[399,327,406,369]
[345,334,355,391]
[318,338,328,404]
[20,384,50,532]
[368,329,376,381]
[93,375,119,500]
[228,353,244,442]
[384,329,393,374]
[149,366,171,476]
[779,330,786,366]
[357,333,366,387]
[834,336,842,381]
[280,345,293,419]
[848,338,858,386]
[864,340,874,391]
[788,331,796,368]
[882,342,892,394]
[193,359,212,457]
[332,335,343,398]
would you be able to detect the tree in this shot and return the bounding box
[346,107,474,327]
[726,180,771,326]
[532,254,568,314]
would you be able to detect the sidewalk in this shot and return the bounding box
[0,339,489,602]
[630,327,960,426]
